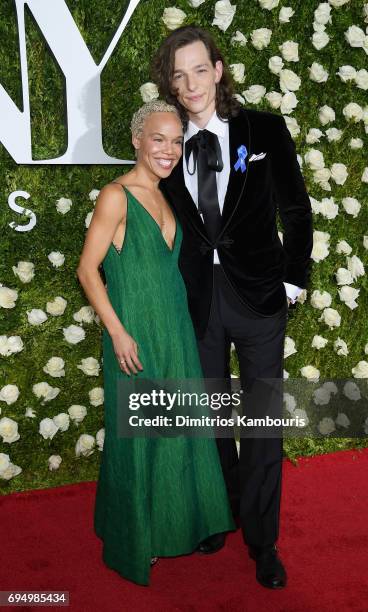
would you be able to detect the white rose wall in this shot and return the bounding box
[0,0,367,493]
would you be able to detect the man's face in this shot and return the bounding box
[172,41,223,124]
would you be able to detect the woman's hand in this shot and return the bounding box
[111,329,143,375]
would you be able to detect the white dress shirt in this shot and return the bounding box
[183,111,302,304]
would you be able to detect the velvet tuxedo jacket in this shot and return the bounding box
[160,107,313,340]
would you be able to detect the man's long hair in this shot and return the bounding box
[151,25,241,127]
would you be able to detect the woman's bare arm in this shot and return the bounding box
[76,184,143,375]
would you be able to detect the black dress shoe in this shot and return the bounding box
[248,544,287,589]
[197,532,226,554]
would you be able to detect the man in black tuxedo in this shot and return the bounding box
[153,25,313,589]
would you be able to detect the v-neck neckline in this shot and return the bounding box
[113,183,177,254]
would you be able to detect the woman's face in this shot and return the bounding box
[133,112,183,178]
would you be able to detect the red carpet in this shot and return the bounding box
[1,448,368,612]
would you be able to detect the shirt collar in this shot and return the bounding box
[185,111,228,141]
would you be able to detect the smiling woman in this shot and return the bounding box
[76,99,235,585]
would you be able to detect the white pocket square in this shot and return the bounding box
[249,152,267,162]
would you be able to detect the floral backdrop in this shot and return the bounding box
[0,0,367,493]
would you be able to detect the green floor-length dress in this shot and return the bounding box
[94,185,235,585]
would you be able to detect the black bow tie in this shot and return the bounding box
[185,129,224,176]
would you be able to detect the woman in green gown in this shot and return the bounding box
[77,101,235,585]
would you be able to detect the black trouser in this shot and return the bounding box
[197,265,288,550]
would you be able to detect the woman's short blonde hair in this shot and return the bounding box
[130,100,181,139]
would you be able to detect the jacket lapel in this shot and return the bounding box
[219,109,251,234]
[160,159,210,243]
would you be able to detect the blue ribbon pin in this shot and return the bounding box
[234,145,248,173]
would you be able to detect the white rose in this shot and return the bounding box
[48,251,65,268]
[334,338,349,356]
[335,268,354,285]
[301,365,320,381]
[339,285,360,310]
[12,261,35,283]
[265,91,282,109]
[343,381,361,400]
[77,357,100,376]
[139,82,159,103]
[53,413,70,432]
[310,290,332,309]
[279,41,299,62]
[63,324,85,345]
[0,286,18,309]
[318,105,335,125]
[364,3,368,23]
[284,336,297,358]
[85,211,94,228]
[313,167,331,190]
[329,0,350,6]
[280,91,298,114]
[75,434,95,457]
[349,137,363,149]
[336,240,352,255]
[318,307,341,328]
[43,357,65,378]
[0,453,10,474]
[259,0,279,9]
[242,85,266,104]
[96,428,105,451]
[73,305,95,324]
[162,7,186,30]
[313,387,331,405]
[212,0,236,31]
[362,167,368,183]
[39,418,59,440]
[318,417,335,435]
[230,63,245,83]
[7,336,24,355]
[343,102,363,122]
[306,128,323,144]
[88,189,100,202]
[251,28,272,50]
[312,240,329,262]
[0,417,20,443]
[336,65,357,82]
[48,455,62,471]
[68,404,87,424]
[310,196,321,214]
[309,62,329,83]
[46,296,67,316]
[335,413,350,428]
[312,335,328,349]
[347,255,365,280]
[352,361,368,378]
[268,56,284,75]
[294,408,309,427]
[283,392,296,413]
[283,116,300,137]
[344,25,365,48]
[283,369,289,379]
[342,197,360,217]
[314,3,331,24]
[27,309,47,326]
[325,128,342,142]
[279,68,301,92]
[319,197,338,219]
[233,93,245,105]
[279,7,294,22]
[89,386,104,407]
[0,384,20,405]
[305,148,325,170]
[313,22,326,32]
[0,336,9,356]
[364,236,368,249]
[358,65,368,85]
[330,163,348,185]
[312,31,330,50]
[231,31,247,46]
[32,381,60,402]
[56,197,72,214]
